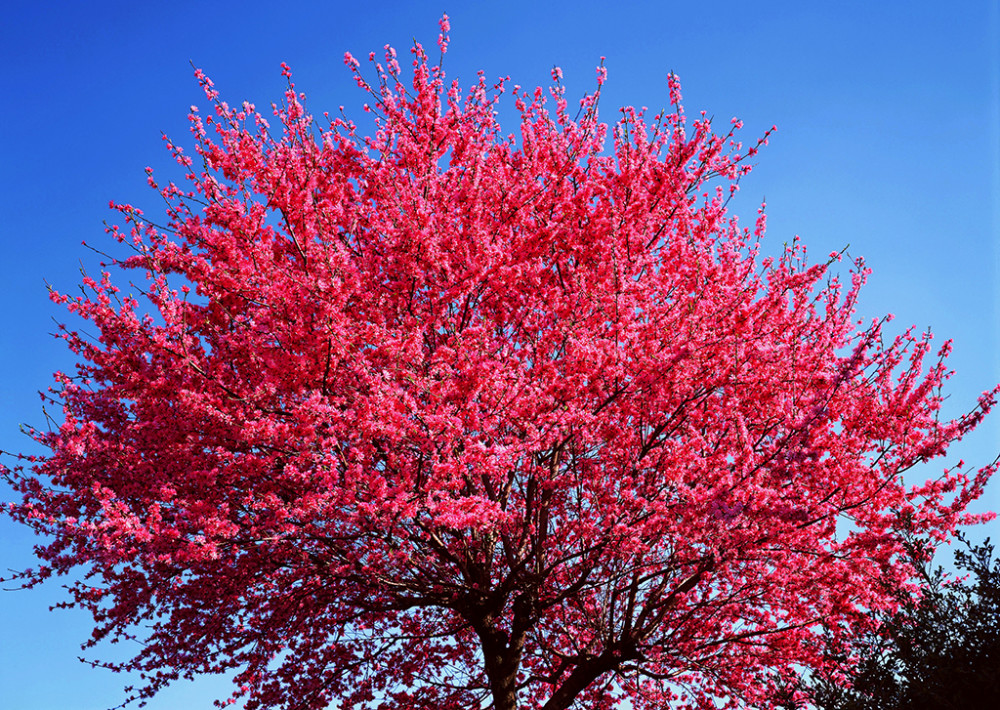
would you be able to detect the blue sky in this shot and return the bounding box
[1,1,997,708]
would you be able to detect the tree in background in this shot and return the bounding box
[791,536,1000,710]
[4,18,998,710]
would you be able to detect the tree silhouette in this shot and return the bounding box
[781,535,1000,710]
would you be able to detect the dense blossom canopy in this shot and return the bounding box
[4,18,998,710]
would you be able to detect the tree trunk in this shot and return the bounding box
[480,625,522,710]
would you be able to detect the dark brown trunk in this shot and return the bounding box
[480,625,522,710]
[487,657,519,710]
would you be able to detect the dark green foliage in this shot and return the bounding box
[772,536,1000,710]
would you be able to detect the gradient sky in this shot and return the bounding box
[1,2,998,708]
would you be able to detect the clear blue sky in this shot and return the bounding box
[1,1,997,708]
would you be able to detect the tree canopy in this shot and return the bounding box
[4,18,998,710]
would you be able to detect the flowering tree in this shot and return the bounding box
[4,18,998,710]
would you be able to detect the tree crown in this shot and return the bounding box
[4,18,998,710]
